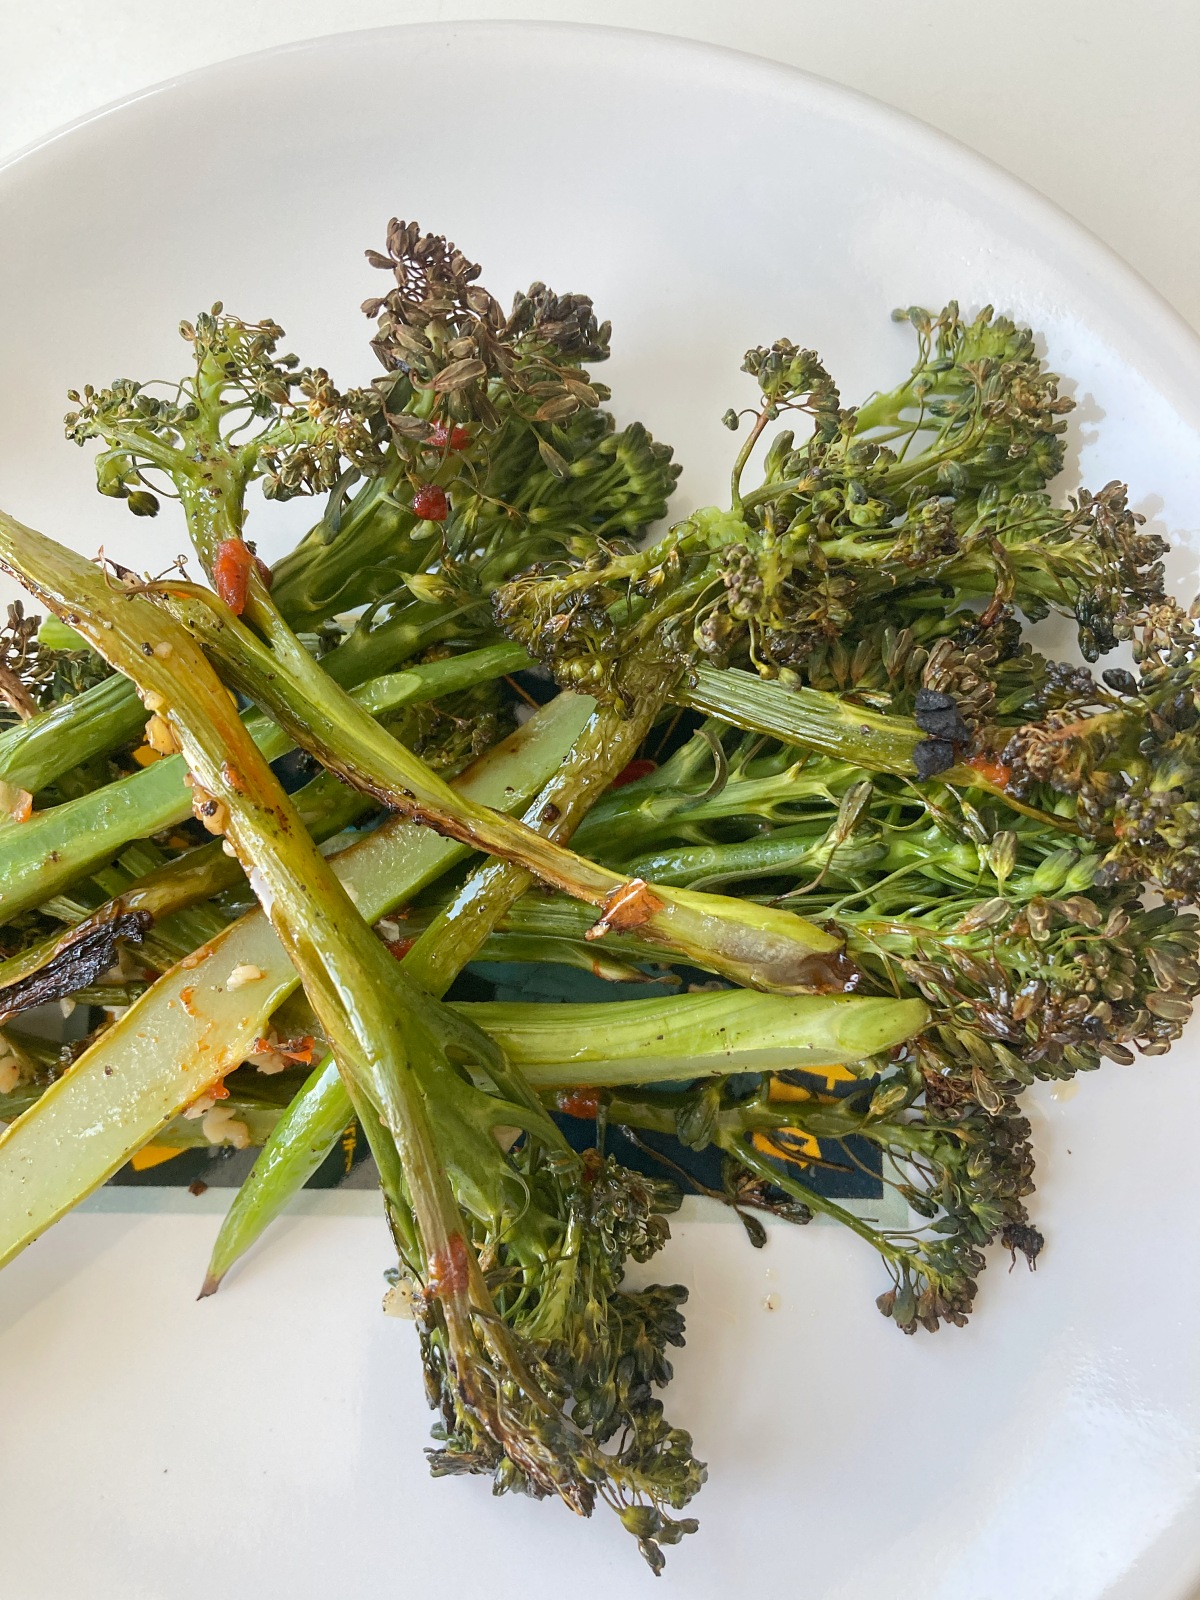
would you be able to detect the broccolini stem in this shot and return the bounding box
[0,633,524,925]
[177,581,854,994]
[208,692,663,1288]
[200,1056,347,1292]
[3,990,925,1165]
[681,662,937,775]
[595,1090,958,1289]
[677,662,1082,833]
[267,468,429,628]
[730,401,773,514]
[467,991,929,1085]
[0,672,145,794]
[717,1134,916,1263]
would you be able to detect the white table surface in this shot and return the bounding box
[3,1,1198,335]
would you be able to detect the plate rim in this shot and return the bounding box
[3,15,1199,386]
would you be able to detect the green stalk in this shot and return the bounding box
[614,820,990,897]
[2,995,932,1159]
[402,891,695,974]
[268,473,433,628]
[718,1134,918,1267]
[0,684,591,1265]
[621,827,852,891]
[346,640,529,714]
[0,1071,311,1145]
[0,672,145,792]
[679,663,934,776]
[599,1080,958,1185]
[177,582,855,994]
[674,662,1088,834]
[467,991,928,1085]
[0,637,526,925]
[4,988,925,1147]
[199,1056,348,1277]
[206,692,658,1288]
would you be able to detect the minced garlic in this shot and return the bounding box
[201,1104,251,1149]
[183,1092,217,1120]
[144,712,180,756]
[383,1278,417,1319]
[192,786,230,835]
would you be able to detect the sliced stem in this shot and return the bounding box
[199,1056,347,1292]
[208,692,657,1286]
[0,670,590,1265]
[680,662,932,776]
[468,991,928,1086]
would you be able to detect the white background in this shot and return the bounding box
[3,1,1198,334]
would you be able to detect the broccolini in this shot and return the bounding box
[0,220,1193,1570]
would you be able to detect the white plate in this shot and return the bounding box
[1,23,1199,1600]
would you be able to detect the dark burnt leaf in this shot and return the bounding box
[0,910,152,1020]
[1001,1221,1045,1270]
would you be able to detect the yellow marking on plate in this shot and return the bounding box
[750,1127,823,1166]
[129,1143,186,1171]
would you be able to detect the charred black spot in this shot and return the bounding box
[0,909,153,1019]
[913,688,972,744]
[912,737,957,779]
